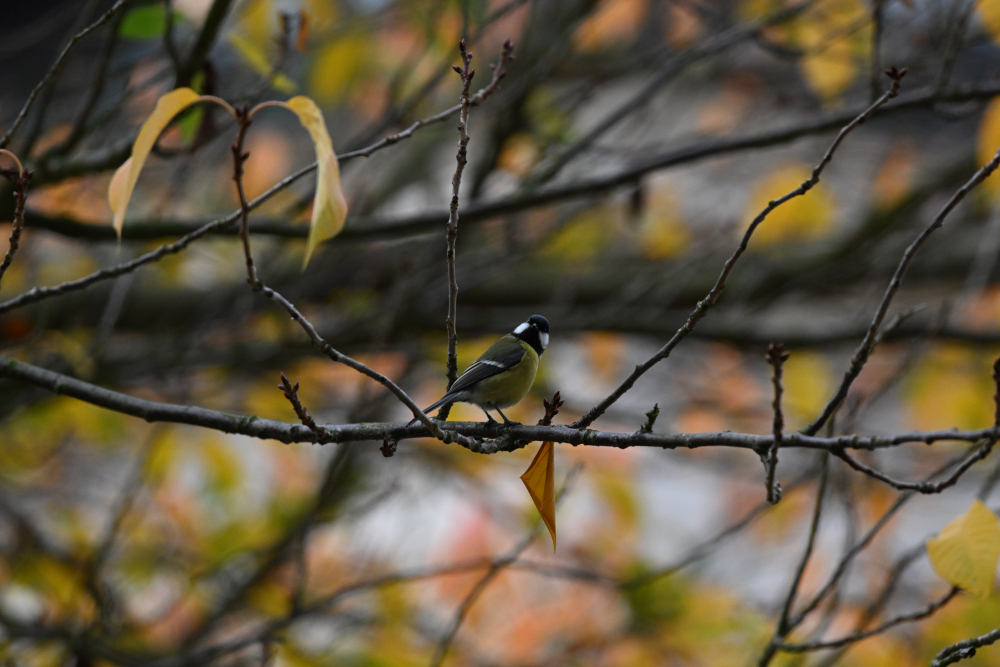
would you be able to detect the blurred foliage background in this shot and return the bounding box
[3,0,1000,664]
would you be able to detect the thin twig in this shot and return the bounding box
[9,353,1000,453]
[278,372,328,443]
[806,125,1000,436]
[572,69,908,430]
[831,438,996,493]
[757,455,828,667]
[764,342,790,504]
[231,106,261,290]
[0,0,128,149]
[0,166,31,288]
[444,40,478,408]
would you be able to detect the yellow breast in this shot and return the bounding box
[471,342,539,408]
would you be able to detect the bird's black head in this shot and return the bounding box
[513,314,550,355]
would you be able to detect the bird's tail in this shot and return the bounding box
[407,393,457,426]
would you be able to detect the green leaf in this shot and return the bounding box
[119,5,175,40]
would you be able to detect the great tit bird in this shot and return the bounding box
[422,314,549,424]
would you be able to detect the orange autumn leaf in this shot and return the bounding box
[521,441,556,551]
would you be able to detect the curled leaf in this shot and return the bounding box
[927,499,1000,598]
[521,441,556,551]
[109,88,235,238]
[274,96,348,267]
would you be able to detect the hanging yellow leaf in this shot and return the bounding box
[108,87,235,237]
[927,500,1000,598]
[271,96,348,267]
[520,441,556,551]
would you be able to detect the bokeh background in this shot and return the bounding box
[3,0,1000,664]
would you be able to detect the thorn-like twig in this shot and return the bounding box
[278,372,328,443]
[764,342,790,504]
[538,392,564,426]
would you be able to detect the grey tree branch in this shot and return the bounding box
[764,342,789,504]
[8,355,1000,456]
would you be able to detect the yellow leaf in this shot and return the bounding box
[978,98,1000,195]
[927,500,1000,598]
[781,351,834,429]
[520,441,556,551]
[800,39,856,102]
[108,88,234,237]
[275,96,348,267]
[980,0,1000,44]
[308,35,368,104]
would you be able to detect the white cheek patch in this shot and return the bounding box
[514,322,529,334]
[539,332,549,350]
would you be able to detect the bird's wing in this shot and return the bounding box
[448,347,526,395]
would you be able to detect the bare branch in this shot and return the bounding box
[806,133,1000,435]
[0,0,128,149]
[572,70,907,430]
[11,355,1000,454]
[764,342,790,504]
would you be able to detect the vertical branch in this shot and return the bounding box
[758,455,829,667]
[231,106,261,290]
[764,342,790,504]
[869,0,884,103]
[0,156,31,289]
[440,40,476,420]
